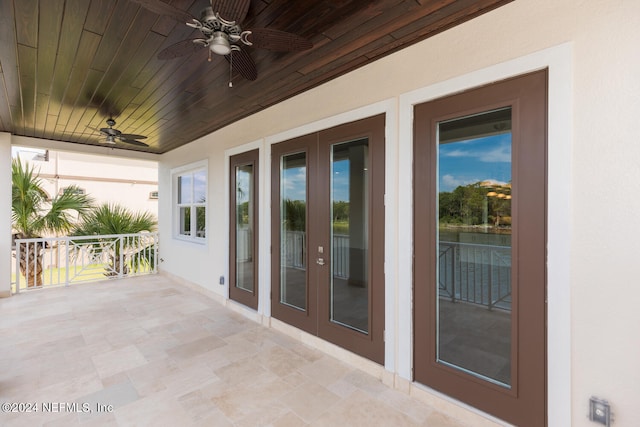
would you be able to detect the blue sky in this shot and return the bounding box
[282,158,350,202]
[280,132,511,201]
[438,133,512,192]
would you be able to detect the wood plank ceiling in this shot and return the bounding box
[0,0,511,155]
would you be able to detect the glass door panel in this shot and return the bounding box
[235,164,254,292]
[229,149,259,310]
[437,108,512,387]
[330,139,369,333]
[280,152,307,311]
[271,114,385,364]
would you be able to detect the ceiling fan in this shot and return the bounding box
[130,0,313,81]
[92,118,149,147]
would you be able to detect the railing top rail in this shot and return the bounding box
[439,240,511,250]
[14,232,158,243]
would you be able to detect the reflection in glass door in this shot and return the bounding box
[280,152,307,311]
[437,108,512,387]
[271,115,385,364]
[235,164,255,293]
[229,150,259,310]
[330,139,369,333]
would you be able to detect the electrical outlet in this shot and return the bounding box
[219,276,225,285]
[589,397,611,426]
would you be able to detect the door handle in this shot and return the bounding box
[316,258,325,266]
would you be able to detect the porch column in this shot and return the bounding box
[0,132,11,297]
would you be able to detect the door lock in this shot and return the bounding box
[316,258,325,266]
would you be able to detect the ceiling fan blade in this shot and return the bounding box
[247,28,313,52]
[129,0,195,23]
[119,138,149,147]
[99,127,120,136]
[158,39,205,60]
[225,49,257,81]
[211,0,250,24]
[120,134,148,140]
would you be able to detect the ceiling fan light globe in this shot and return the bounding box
[210,32,231,55]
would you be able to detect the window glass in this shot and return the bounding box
[175,165,207,241]
[196,206,206,238]
[437,107,513,387]
[178,175,192,204]
[179,206,191,236]
[194,170,207,204]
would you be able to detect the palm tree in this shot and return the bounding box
[72,203,157,277]
[11,158,93,287]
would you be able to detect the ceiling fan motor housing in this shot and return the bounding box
[191,6,251,54]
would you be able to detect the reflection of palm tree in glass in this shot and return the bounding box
[236,183,249,225]
[196,196,206,237]
[283,198,306,231]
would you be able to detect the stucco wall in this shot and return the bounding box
[0,133,12,297]
[158,0,640,425]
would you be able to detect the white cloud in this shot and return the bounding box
[478,144,511,163]
[441,174,478,191]
[441,136,511,163]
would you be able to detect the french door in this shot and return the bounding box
[413,70,547,426]
[229,149,259,310]
[271,115,385,364]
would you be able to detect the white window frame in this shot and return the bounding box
[172,160,208,243]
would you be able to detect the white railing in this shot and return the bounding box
[12,232,158,294]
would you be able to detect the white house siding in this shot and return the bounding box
[149,0,638,425]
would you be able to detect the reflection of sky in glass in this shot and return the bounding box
[439,133,512,192]
[179,175,192,204]
[332,159,349,202]
[282,166,306,201]
[282,160,351,202]
[193,170,207,203]
[236,167,251,203]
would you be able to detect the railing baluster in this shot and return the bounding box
[15,241,21,293]
[119,236,124,278]
[489,251,493,310]
[65,238,70,286]
[439,240,511,312]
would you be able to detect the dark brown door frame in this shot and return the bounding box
[413,70,547,426]
[270,134,319,334]
[317,115,386,364]
[270,115,386,364]
[229,149,259,310]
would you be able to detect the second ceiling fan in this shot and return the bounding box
[131,0,313,81]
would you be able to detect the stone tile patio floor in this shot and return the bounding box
[0,275,469,427]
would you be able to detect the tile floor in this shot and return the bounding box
[0,275,471,427]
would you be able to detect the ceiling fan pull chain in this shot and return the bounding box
[229,51,233,88]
